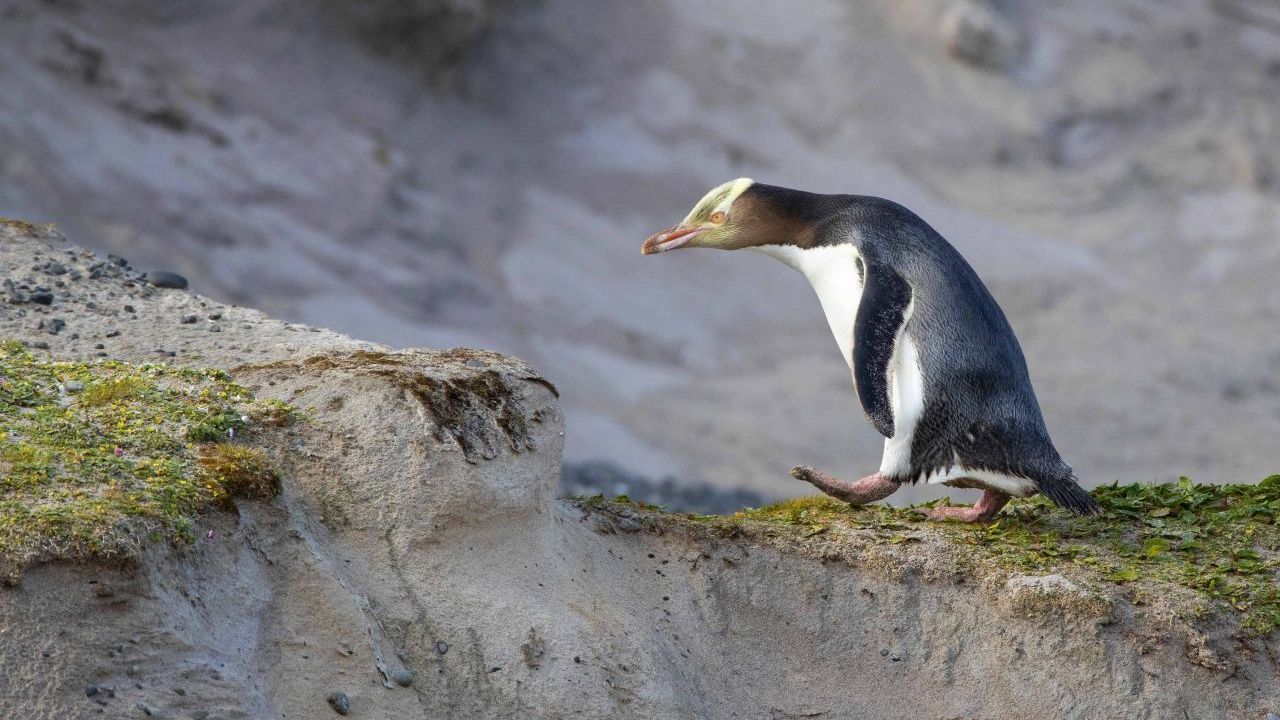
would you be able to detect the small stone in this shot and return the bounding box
[148,271,189,290]
[85,685,100,697]
[94,343,105,349]
[65,380,84,392]
[180,315,199,324]
[436,641,448,655]
[880,648,889,657]
[124,305,135,313]
[46,262,68,275]
[105,330,121,338]
[208,324,221,333]
[390,669,414,687]
[31,291,53,305]
[31,341,50,350]
[326,691,351,715]
[109,254,128,267]
[136,702,152,716]
[207,312,222,320]
[46,318,66,335]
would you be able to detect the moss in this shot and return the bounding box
[0,341,292,580]
[578,476,1280,636]
[195,443,280,508]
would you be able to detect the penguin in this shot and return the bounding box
[641,179,1099,522]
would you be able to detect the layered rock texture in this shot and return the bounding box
[3,226,1278,718]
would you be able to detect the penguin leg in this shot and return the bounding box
[789,466,899,506]
[916,489,1010,523]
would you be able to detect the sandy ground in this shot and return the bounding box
[1,0,1279,505]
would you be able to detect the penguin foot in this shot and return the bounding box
[914,489,1010,523]
[789,466,898,506]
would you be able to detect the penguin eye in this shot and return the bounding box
[709,211,727,225]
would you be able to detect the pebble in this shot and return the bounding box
[436,641,449,655]
[327,691,351,715]
[390,668,414,687]
[148,271,189,290]
[208,324,221,332]
[46,262,68,275]
[30,341,49,350]
[65,380,84,392]
[85,685,100,697]
[31,290,53,305]
[105,329,121,338]
[135,702,152,716]
[180,314,199,324]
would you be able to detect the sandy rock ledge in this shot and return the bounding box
[1,225,1278,718]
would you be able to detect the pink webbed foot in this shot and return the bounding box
[789,466,899,506]
[915,489,1011,523]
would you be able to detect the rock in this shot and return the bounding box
[64,380,84,392]
[31,290,53,305]
[180,315,199,324]
[85,686,99,697]
[390,668,414,687]
[940,0,1024,70]
[326,691,351,715]
[46,262,67,275]
[436,640,449,655]
[148,271,189,290]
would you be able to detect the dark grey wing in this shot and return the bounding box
[853,259,913,438]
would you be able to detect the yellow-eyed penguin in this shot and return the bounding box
[641,179,1099,522]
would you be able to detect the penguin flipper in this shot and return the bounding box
[853,259,913,438]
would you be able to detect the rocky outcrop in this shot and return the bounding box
[2,228,1278,718]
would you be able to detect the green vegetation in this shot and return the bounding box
[0,341,287,578]
[585,476,1280,636]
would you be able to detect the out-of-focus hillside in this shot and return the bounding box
[2,0,1279,505]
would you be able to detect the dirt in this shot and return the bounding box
[3,223,1278,718]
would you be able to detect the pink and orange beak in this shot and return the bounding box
[641,225,704,255]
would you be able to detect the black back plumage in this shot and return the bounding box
[789,191,1099,515]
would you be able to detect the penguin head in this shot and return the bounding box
[642,177,762,255]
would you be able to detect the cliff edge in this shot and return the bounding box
[1,222,1277,719]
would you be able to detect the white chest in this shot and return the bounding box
[750,244,863,367]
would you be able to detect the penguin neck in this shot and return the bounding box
[750,242,863,368]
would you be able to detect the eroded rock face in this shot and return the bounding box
[2,228,1278,718]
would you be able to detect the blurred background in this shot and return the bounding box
[2,0,1278,511]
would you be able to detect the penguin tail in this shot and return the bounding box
[1037,469,1101,516]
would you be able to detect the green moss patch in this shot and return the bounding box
[0,341,288,579]
[581,476,1280,636]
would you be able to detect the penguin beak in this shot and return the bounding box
[641,225,704,255]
